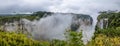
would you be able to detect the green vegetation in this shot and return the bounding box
[95,27,120,37]
[87,34,120,46]
[0,31,50,46]
[0,11,51,25]
[0,11,120,46]
[88,11,120,46]
[96,11,120,36]
[32,11,52,17]
[98,11,120,28]
[0,30,84,46]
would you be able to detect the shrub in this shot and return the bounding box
[95,27,120,37]
[87,34,120,46]
[0,31,50,46]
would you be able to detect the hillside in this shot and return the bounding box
[0,11,120,46]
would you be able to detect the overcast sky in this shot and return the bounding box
[0,0,120,14]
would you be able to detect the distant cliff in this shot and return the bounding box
[0,11,93,33]
[96,11,120,30]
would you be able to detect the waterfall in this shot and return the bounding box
[100,19,104,29]
[97,18,108,29]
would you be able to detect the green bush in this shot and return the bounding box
[95,27,120,37]
[87,34,120,46]
[0,31,50,46]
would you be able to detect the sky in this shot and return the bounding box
[0,0,120,14]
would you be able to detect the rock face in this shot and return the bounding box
[96,11,120,29]
[96,18,108,29]
[71,14,93,31]
[0,12,93,44]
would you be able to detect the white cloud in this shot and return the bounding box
[49,0,120,14]
[0,0,120,14]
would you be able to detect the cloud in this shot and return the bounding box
[0,0,120,14]
[50,0,120,14]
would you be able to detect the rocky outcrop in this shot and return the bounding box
[96,18,108,29]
